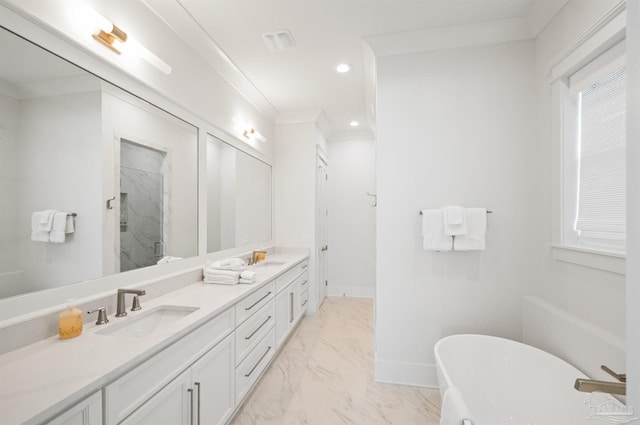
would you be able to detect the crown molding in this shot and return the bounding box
[142,0,279,121]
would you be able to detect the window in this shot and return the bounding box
[557,40,627,254]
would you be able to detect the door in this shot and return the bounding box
[316,154,329,307]
[119,140,166,272]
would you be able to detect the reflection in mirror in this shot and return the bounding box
[207,135,272,252]
[0,28,198,300]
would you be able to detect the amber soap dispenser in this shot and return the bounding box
[59,299,83,339]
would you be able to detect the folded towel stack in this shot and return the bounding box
[203,258,247,284]
[31,210,75,243]
[239,270,257,284]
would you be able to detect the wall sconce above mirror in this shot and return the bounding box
[74,2,171,74]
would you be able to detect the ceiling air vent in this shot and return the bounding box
[262,29,296,51]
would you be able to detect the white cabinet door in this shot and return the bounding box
[191,333,235,425]
[275,283,299,348]
[275,287,290,347]
[45,392,101,425]
[120,371,191,425]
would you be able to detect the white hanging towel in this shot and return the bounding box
[421,209,452,251]
[442,206,467,236]
[440,387,473,425]
[38,209,57,231]
[454,208,487,251]
[50,211,70,243]
[31,212,50,242]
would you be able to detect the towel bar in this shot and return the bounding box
[419,210,492,215]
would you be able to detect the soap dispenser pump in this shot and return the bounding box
[59,299,83,339]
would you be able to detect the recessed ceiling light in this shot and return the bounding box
[336,63,352,73]
[350,121,359,127]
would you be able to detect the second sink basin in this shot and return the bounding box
[96,305,199,339]
[251,260,287,268]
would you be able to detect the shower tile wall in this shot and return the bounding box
[120,141,166,272]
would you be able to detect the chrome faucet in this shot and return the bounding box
[116,288,146,317]
[574,365,626,396]
[87,307,109,325]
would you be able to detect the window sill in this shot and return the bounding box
[550,244,625,275]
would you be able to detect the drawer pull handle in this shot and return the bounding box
[301,264,308,269]
[301,300,308,307]
[289,292,294,323]
[245,291,272,311]
[244,346,272,377]
[195,382,201,424]
[301,280,308,286]
[245,316,272,340]
[187,388,194,425]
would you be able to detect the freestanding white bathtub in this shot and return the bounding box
[434,334,626,425]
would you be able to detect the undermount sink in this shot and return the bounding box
[251,260,287,268]
[96,305,199,338]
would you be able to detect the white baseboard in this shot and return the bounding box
[374,358,439,388]
[327,284,375,298]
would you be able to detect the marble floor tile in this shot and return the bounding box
[231,297,441,425]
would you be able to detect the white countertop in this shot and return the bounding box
[0,250,309,425]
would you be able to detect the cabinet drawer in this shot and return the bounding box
[235,328,275,404]
[275,260,308,293]
[235,281,275,325]
[235,299,275,366]
[104,308,234,425]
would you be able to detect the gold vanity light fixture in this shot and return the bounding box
[235,118,267,143]
[86,7,171,74]
[243,128,267,143]
[92,24,127,54]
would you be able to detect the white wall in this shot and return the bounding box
[18,91,104,291]
[524,0,626,381]
[375,40,538,386]
[327,132,376,298]
[274,121,320,313]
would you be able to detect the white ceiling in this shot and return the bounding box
[161,0,566,135]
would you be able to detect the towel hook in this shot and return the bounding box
[106,196,116,210]
[366,192,377,207]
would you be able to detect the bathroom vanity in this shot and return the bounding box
[0,250,309,425]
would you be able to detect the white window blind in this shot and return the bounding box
[573,56,626,244]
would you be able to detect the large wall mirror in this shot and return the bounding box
[207,134,272,252]
[0,28,198,300]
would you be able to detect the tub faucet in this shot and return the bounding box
[116,288,146,317]
[574,365,626,396]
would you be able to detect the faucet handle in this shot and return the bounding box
[601,365,626,382]
[131,295,142,311]
[87,307,109,325]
